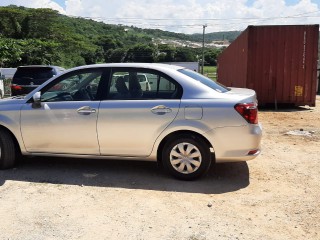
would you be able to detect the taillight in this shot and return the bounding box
[234,103,258,124]
[11,84,22,91]
[247,149,259,155]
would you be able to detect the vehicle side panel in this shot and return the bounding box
[20,101,100,154]
[97,100,180,156]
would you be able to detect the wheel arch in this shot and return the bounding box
[156,130,215,163]
[0,125,22,155]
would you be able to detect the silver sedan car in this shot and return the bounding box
[0,63,262,180]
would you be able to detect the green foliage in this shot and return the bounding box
[157,45,199,62]
[204,48,225,66]
[0,37,63,67]
[107,48,127,63]
[157,45,175,62]
[126,44,156,63]
[19,39,62,65]
[139,27,241,43]
[175,48,196,62]
[0,5,230,68]
[190,31,242,43]
[0,38,22,66]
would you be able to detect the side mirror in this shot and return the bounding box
[32,91,42,108]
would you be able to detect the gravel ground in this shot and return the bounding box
[0,96,319,240]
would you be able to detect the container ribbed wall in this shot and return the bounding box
[217,25,319,106]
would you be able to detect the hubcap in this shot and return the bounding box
[169,142,202,174]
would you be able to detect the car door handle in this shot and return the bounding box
[151,105,172,114]
[77,106,96,115]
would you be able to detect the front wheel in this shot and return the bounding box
[0,129,16,169]
[162,135,212,180]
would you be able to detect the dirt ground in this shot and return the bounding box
[0,97,319,240]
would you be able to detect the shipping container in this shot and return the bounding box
[217,25,319,107]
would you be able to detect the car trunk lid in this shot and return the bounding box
[225,87,258,104]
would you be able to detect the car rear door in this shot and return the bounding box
[20,68,107,155]
[97,68,182,157]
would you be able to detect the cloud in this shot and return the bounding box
[0,0,319,33]
[0,0,65,13]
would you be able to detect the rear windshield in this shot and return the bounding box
[178,69,230,93]
[14,67,55,80]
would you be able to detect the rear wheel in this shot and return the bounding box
[0,129,16,169]
[162,135,212,180]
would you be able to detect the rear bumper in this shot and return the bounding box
[204,124,262,163]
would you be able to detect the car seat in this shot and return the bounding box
[129,73,143,98]
[115,76,130,99]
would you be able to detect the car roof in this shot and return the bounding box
[18,65,53,68]
[17,65,65,70]
[66,63,184,73]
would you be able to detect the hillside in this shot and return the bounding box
[0,6,234,68]
[190,31,241,42]
[131,27,240,42]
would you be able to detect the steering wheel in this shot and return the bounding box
[72,87,92,101]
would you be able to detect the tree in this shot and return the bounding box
[0,38,22,67]
[157,44,176,62]
[95,35,118,52]
[23,8,59,39]
[19,39,61,65]
[107,48,127,63]
[204,48,224,66]
[0,5,229,68]
[81,46,104,64]
[174,48,195,62]
[125,44,156,63]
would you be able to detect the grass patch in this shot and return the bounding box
[203,66,217,80]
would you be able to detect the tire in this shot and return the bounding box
[162,135,212,180]
[0,129,16,169]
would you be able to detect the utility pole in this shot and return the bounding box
[201,24,207,75]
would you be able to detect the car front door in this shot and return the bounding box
[20,68,106,155]
[97,68,182,156]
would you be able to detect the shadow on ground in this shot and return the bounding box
[0,157,250,194]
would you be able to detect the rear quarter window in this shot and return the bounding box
[178,69,230,93]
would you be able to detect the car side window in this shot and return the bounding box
[41,70,103,102]
[109,70,181,100]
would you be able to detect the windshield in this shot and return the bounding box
[178,69,230,93]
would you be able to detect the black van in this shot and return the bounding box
[11,65,65,96]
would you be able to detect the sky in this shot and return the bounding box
[0,0,319,34]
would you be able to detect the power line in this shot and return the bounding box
[72,9,320,32]
[74,9,320,22]
[0,8,319,33]
[1,9,318,24]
